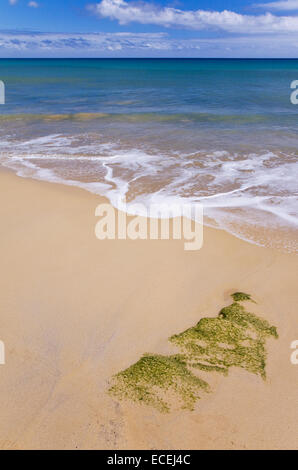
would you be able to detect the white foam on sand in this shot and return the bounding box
[1,133,297,250]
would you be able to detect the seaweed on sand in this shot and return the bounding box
[171,300,278,379]
[109,293,278,412]
[109,354,209,413]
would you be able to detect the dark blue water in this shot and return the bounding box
[0,58,298,114]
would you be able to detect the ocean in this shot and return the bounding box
[0,58,297,250]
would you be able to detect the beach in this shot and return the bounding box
[1,58,298,253]
[0,169,297,450]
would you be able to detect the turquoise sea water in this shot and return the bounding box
[0,59,297,249]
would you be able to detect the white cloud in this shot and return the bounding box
[88,0,298,33]
[0,32,175,52]
[9,0,18,5]
[28,1,39,7]
[1,30,298,58]
[256,0,298,10]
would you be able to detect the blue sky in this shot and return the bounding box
[1,0,298,57]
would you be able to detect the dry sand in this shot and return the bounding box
[0,169,297,450]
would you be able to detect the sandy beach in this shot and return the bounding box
[0,169,297,450]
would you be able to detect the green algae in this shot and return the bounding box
[219,302,278,339]
[109,354,209,413]
[109,293,278,412]
[171,301,278,379]
[231,292,253,302]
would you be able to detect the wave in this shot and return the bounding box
[0,133,297,251]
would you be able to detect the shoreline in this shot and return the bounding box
[2,161,297,254]
[0,169,297,449]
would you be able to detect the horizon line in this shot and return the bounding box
[0,57,298,60]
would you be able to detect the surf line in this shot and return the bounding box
[95,199,203,251]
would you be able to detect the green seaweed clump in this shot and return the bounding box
[109,293,278,412]
[170,300,278,379]
[109,354,209,413]
[231,292,252,302]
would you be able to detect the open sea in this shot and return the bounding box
[0,58,297,250]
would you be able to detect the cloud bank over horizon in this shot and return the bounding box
[1,30,298,58]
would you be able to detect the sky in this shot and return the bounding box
[1,0,298,57]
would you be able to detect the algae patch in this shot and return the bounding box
[231,292,253,302]
[109,354,209,413]
[109,293,278,412]
[171,301,278,379]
